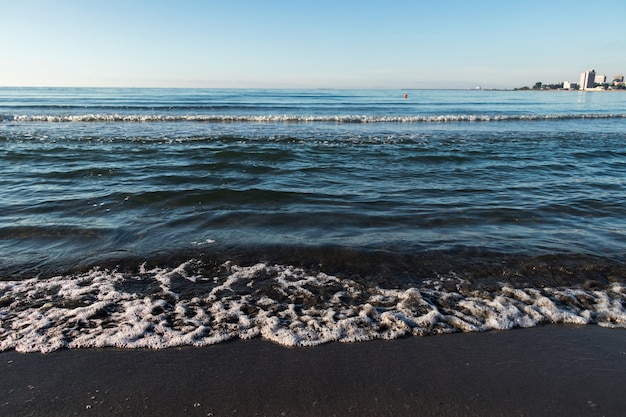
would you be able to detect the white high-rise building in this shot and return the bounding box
[579,69,596,90]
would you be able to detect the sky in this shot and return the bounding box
[2,0,625,89]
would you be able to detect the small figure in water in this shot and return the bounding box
[403,93,408,99]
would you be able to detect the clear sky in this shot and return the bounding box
[2,0,625,89]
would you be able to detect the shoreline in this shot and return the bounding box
[2,324,625,416]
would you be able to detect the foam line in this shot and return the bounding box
[6,113,626,123]
[1,261,624,353]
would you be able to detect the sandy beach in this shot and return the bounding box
[2,324,625,417]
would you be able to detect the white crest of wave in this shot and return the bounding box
[10,113,626,124]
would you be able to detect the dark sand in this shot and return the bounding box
[1,325,625,417]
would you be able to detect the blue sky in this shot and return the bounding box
[2,0,625,89]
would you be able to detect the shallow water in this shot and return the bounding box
[1,88,625,352]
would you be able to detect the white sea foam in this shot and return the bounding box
[191,239,216,246]
[1,261,624,353]
[9,113,626,124]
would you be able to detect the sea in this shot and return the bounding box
[1,87,625,353]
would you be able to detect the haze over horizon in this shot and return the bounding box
[2,0,625,90]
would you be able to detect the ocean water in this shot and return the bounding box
[1,87,625,353]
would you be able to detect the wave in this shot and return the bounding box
[4,113,626,124]
[1,259,624,353]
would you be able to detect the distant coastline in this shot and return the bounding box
[514,70,624,92]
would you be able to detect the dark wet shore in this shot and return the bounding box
[2,325,625,417]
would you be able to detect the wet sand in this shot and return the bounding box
[1,325,625,417]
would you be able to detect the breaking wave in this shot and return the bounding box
[6,113,626,124]
[1,260,624,353]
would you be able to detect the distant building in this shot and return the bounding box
[595,74,607,84]
[614,75,624,85]
[563,81,578,90]
[579,69,596,90]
